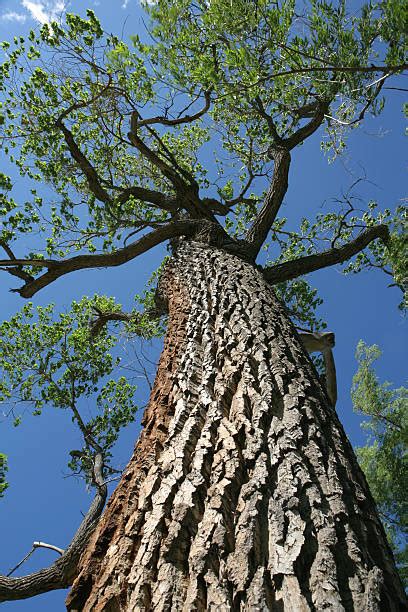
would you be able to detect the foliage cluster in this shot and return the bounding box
[0,295,140,481]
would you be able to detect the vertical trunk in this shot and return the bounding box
[67,241,406,612]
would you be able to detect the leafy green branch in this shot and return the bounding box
[0,295,139,481]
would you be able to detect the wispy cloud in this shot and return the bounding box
[0,11,28,23]
[122,0,130,8]
[21,0,66,24]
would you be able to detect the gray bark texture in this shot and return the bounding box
[66,241,406,611]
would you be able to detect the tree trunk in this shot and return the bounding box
[66,241,406,611]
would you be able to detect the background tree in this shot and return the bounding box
[0,0,407,609]
[0,453,7,499]
[352,341,408,587]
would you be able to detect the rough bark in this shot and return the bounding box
[67,241,406,611]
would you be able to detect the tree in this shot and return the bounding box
[352,341,408,588]
[0,1,407,609]
[0,453,7,499]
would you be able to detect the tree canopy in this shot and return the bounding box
[0,1,406,302]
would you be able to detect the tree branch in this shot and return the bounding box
[54,85,188,215]
[0,241,34,283]
[245,147,291,257]
[0,220,205,298]
[252,96,282,142]
[55,120,112,204]
[128,115,188,191]
[32,542,65,556]
[0,453,107,602]
[56,75,113,125]
[56,115,182,220]
[89,308,135,338]
[115,186,179,211]
[224,63,408,96]
[6,542,65,578]
[135,90,211,128]
[244,99,329,258]
[263,225,389,284]
[128,118,219,221]
[285,101,328,150]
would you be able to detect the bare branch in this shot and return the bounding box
[263,225,390,284]
[6,548,37,578]
[0,453,107,602]
[245,147,291,257]
[6,541,65,577]
[221,63,408,97]
[135,90,211,128]
[0,220,206,298]
[33,542,65,556]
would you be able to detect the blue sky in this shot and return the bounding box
[0,1,407,610]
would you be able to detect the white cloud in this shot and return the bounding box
[0,11,28,23]
[122,0,130,7]
[21,0,66,24]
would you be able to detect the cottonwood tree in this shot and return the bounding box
[0,1,407,609]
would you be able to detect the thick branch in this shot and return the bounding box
[115,188,227,217]
[128,116,187,191]
[245,147,291,257]
[0,258,57,269]
[90,308,134,338]
[0,454,107,602]
[127,121,215,220]
[245,100,329,258]
[127,114,223,221]
[263,225,389,284]
[56,121,112,204]
[0,220,205,298]
[115,186,178,211]
[285,101,328,150]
